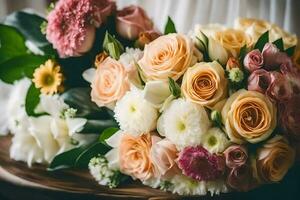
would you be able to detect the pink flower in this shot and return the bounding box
[243,49,264,72]
[46,0,116,58]
[279,95,300,141]
[247,69,273,94]
[223,145,248,169]
[266,72,293,102]
[178,146,225,181]
[226,164,257,192]
[150,138,180,178]
[262,43,292,71]
[116,5,154,40]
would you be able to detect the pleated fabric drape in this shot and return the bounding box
[117,0,300,35]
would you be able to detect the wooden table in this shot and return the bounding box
[0,135,299,200]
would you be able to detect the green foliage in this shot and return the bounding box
[254,31,269,51]
[273,38,284,52]
[103,32,124,60]
[99,127,119,146]
[164,16,177,34]
[168,77,181,98]
[25,83,42,117]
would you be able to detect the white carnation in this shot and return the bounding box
[169,175,228,196]
[202,127,230,154]
[114,88,158,135]
[157,98,211,149]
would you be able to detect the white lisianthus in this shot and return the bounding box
[89,155,124,188]
[157,98,211,149]
[208,37,228,65]
[170,175,228,196]
[114,88,158,135]
[202,127,230,154]
[143,80,171,107]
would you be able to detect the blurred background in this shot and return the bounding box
[0,0,299,35]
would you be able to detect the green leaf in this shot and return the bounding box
[254,31,269,51]
[75,142,110,168]
[0,54,48,84]
[79,119,118,134]
[99,127,119,145]
[25,83,42,117]
[285,45,296,57]
[239,45,248,60]
[273,38,284,51]
[164,16,177,34]
[168,77,181,98]
[0,24,27,64]
[103,32,124,60]
[4,11,55,55]
[48,146,85,171]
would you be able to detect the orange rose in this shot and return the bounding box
[256,135,295,183]
[181,61,228,107]
[222,89,276,144]
[119,133,159,181]
[138,33,194,81]
[91,57,129,108]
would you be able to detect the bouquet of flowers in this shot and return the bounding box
[0,0,300,196]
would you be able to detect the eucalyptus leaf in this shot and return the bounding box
[273,38,284,52]
[99,127,119,145]
[75,142,110,168]
[168,77,181,98]
[254,31,269,51]
[0,54,49,84]
[79,119,118,134]
[48,146,85,171]
[4,11,55,55]
[61,87,111,119]
[25,83,42,117]
[164,16,177,34]
[0,24,28,64]
[285,45,296,57]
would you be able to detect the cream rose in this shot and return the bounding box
[256,135,295,183]
[181,61,228,107]
[222,89,276,144]
[91,57,130,108]
[214,29,252,57]
[138,33,194,81]
[119,133,159,181]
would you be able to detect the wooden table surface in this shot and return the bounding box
[0,135,299,200]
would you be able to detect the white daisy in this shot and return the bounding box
[114,88,158,135]
[157,98,211,149]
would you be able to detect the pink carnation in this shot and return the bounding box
[46,0,116,58]
[178,146,225,181]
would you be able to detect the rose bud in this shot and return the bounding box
[247,69,272,94]
[262,43,293,71]
[94,52,109,68]
[116,6,154,40]
[226,57,240,71]
[223,145,248,169]
[136,30,161,48]
[244,49,264,72]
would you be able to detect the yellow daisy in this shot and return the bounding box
[32,59,64,95]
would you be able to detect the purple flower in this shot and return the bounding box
[243,49,264,72]
[178,146,225,181]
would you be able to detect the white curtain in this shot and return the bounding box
[117,0,300,35]
[0,0,299,35]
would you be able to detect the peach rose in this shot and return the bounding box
[138,33,194,81]
[214,29,252,57]
[91,57,129,108]
[256,135,295,183]
[181,61,228,107]
[150,138,179,178]
[119,133,159,181]
[222,89,276,144]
